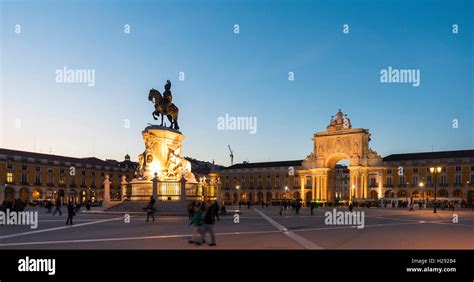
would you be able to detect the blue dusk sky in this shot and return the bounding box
[1,0,473,166]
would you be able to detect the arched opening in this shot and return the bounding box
[384,190,394,198]
[89,189,97,203]
[257,192,264,204]
[4,187,15,203]
[19,187,29,203]
[45,189,53,201]
[411,191,421,198]
[266,192,272,204]
[293,191,300,200]
[224,192,231,203]
[233,192,238,204]
[274,192,280,199]
[329,158,350,202]
[248,192,254,203]
[424,190,433,198]
[80,190,87,203]
[437,189,448,198]
[453,189,463,198]
[68,190,77,204]
[57,189,65,204]
[284,191,291,199]
[369,190,378,199]
[397,190,407,198]
[32,189,43,201]
[240,192,247,201]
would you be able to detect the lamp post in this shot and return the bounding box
[430,166,442,213]
[419,182,424,206]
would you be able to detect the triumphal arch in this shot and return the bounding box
[299,110,384,203]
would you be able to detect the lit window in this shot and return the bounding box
[7,172,13,183]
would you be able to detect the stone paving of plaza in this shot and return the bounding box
[0,206,473,249]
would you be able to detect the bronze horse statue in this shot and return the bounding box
[148,81,179,130]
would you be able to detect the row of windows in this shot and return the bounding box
[4,162,131,173]
[387,165,473,174]
[385,174,472,186]
[4,172,131,186]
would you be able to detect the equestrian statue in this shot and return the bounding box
[148,80,180,130]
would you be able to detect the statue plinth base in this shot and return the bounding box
[127,125,197,213]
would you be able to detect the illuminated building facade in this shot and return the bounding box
[0,148,136,205]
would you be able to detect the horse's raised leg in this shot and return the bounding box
[167,115,174,129]
[160,113,164,126]
[152,112,158,120]
[174,118,179,130]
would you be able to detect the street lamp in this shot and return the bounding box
[430,166,442,213]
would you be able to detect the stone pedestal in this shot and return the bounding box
[121,175,128,200]
[128,125,197,213]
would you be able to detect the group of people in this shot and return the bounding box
[238,200,270,209]
[188,201,221,246]
[42,198,78,225]
[279,200,304,216]
[0,198,27,212]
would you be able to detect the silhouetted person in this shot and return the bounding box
[201,203,217,246]
[52,197,62,216]
[146,196,156,222]
[220,204,227,216]
[310,202,315,215]
[66,201,75,225]
[189,205,203,245]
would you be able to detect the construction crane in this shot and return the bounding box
[228,145,234,166]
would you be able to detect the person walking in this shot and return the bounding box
[279,205,283,216]
[66,201,75,225]
[310,202,315,215]
[238,201,242,209]
[295,201,301,215]
[349,203,354,212]
[220,204,227,216]
[45,201,52,213]
[247,201,251,209]
[201,203,217,246]
[146,196,156,222]
[189,205,203,245]
[52,197,62,216]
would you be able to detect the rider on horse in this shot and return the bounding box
[162,80,173,114]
